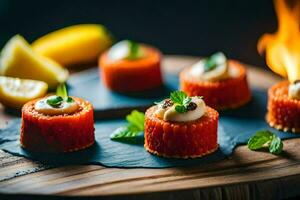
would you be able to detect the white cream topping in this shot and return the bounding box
[108,41,130,61]
[107,40,144,61]
[34,96,79,115]
[189,52,237,81]
[155,97,206,122]
[288,81,300,100]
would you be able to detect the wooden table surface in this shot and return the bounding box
[1,56,300,200]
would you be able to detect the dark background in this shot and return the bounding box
[0,0,277,67]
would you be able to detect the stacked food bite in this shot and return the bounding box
[180,52,251,110]
[267,81,300,133]
[99,40,162,92]
[144,91,219,158]
[21,85,95,153]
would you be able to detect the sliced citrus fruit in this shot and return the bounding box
[32,24,113,66]
[0,35,68,88]
[0,76,48,109]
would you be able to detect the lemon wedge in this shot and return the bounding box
[0,76,48,109]
[32,24,113,66]
[0,35,68,88]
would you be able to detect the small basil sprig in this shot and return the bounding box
[247,130,283,155]
[127,40,141,60]
[46,96,63,108]
[56,83,68,99]
[170,91,192,113]
[204,52,226,72]
[46,84,74,107]
[110,110,145,142]
[204,58,217,72]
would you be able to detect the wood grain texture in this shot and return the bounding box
[0,55,299,200]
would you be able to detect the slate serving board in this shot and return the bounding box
[1,89,299,168]
[67,68,178,119]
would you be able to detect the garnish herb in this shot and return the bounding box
[110,110,145,141]
[67,97,74,103]
[269,136,283,154]
[56,83,74,102]
[170,91,192,113]
[204,58,217,72]
[56,83,68,99]
[46,83,74,107]
[204,52,226,72]
[247,130,283,155]
[127,40,141,60]
[46,96,63,107]
[126,110,145,131]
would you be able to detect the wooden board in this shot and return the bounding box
[1,55,300,200]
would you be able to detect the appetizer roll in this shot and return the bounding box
[267,80,300,133]
[144,91,219,158]
[20,85,95,152]
[99,40,163,92]
[180,52,251,109]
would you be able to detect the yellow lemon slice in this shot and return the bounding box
[0,35,68,88]
[0,76,48,109]
[32,24,113,66]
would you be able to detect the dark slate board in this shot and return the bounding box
[1,90,299,168]
[67,68,178,119]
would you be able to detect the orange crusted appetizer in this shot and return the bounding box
[20,84,95,153]
[99,40,162,92]
[267,80,300,133]
[180,52,251,109]
[144,91,219,158]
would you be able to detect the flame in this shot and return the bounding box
[258,0,300,82]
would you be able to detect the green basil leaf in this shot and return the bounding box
[110,127,142,139]
[204,58,217,72]
[126,110,145,131]
[127,40,141,60]
[247,130,274,150]
[56,84,68,99]
[111,110,145,142]
[269,136,283,155]
[170,91,191,113]
[254,130,274,138]
[175,105,187,113]
[247,135,270,150]
[46,96,63,107]
[247,130,283,155]
[170,91,187,104]
[110,127,128,139]
[66,97,74,103]
[110,126,144,144]
[204,52,227,72]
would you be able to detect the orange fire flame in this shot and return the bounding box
[258,0,300,83]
